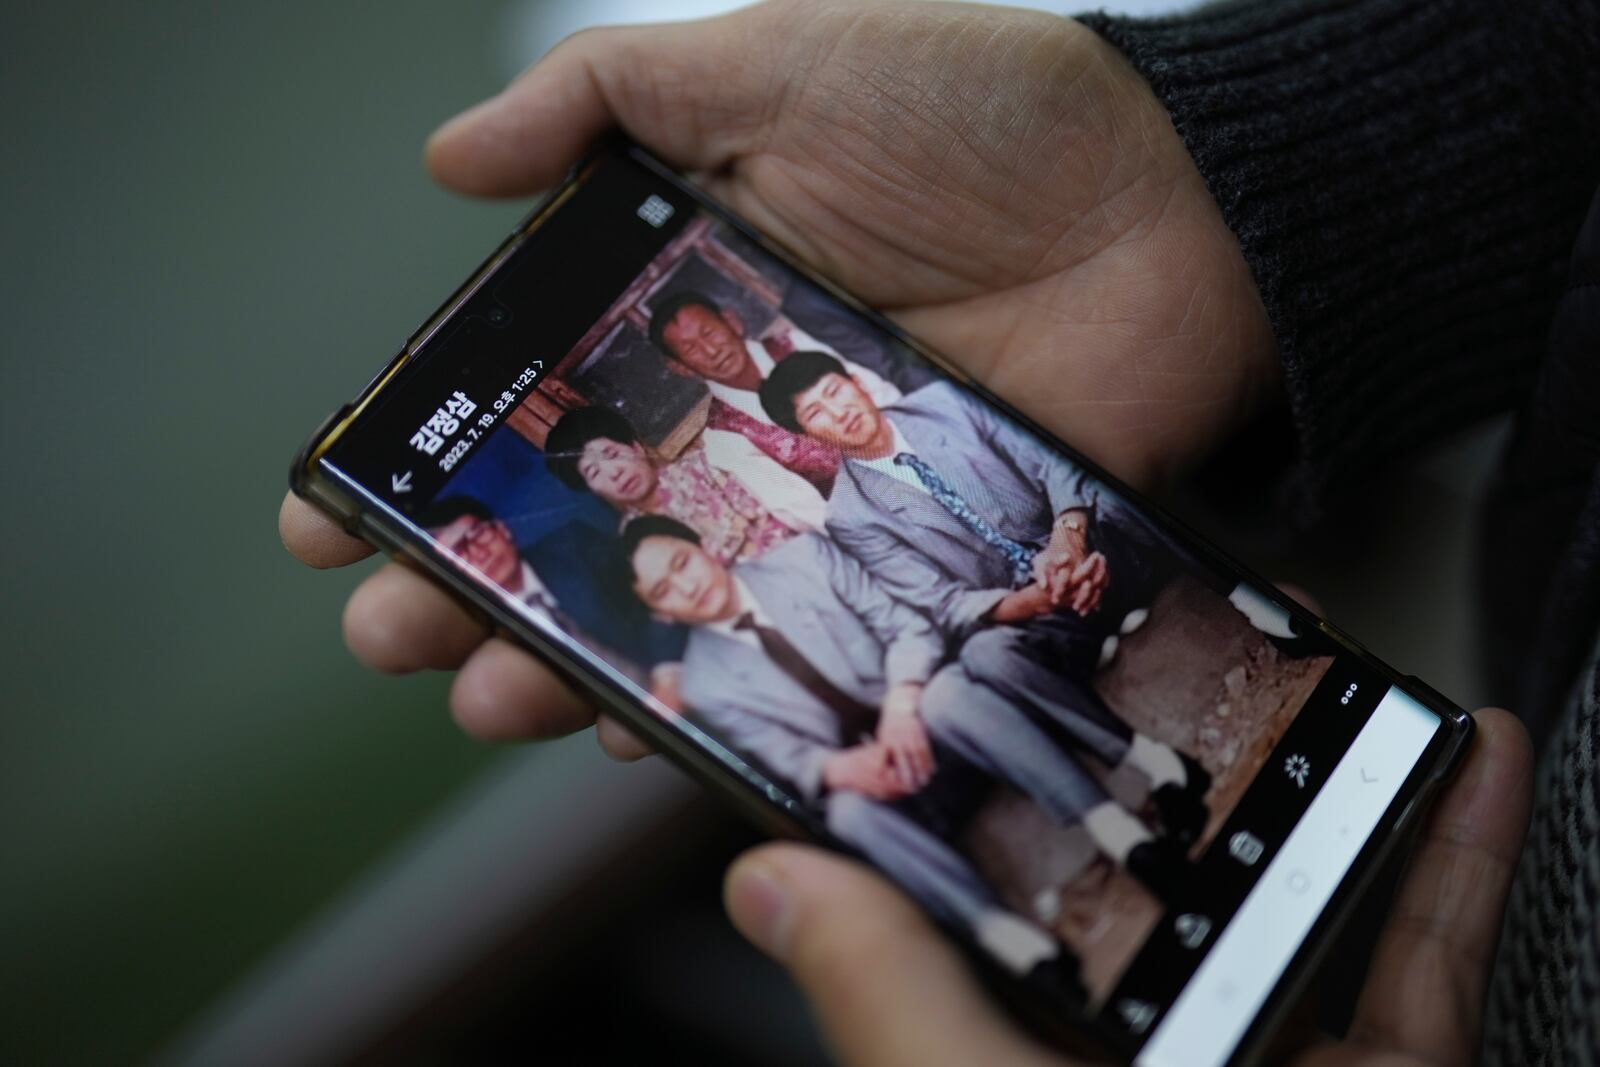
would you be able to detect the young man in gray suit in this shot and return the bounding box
[623,516,1190,982]
[758,353,1303,862]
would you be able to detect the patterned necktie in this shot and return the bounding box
[735,613,876,739]
[893,452,1035,585]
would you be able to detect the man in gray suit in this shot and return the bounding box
[760,354,1242,875]
[622,516,1181,980]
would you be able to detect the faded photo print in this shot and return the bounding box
[417,213,1335,1004]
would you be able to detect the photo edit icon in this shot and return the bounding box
[1284,752,1311,789]
[636,194,675,228]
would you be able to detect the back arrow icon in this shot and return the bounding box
[392,471,413,493]
[1360,768,1377,783]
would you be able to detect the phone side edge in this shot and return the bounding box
[1222,704,1473,1067]
[286,144,626,511]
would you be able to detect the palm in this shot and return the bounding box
[702,5,1275,487]
[433,1,1277,487]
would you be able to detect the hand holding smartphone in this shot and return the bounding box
[288,141,1481,1065]
[282,5,1530,1063]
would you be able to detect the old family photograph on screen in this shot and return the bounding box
[417,213,1336,1003]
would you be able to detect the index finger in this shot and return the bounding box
[279,492,375,569]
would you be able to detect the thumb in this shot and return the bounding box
[724,843,1063,1067]
[1310,707,1533,1066]
[424,5,801,198]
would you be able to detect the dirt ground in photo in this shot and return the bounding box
[963,576,1333,1002]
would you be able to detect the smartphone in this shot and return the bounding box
[291,140,1472,1066]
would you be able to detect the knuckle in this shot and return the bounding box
[790,912,874,990]
[448,661,502,729]
[342,587,413,673]
[545,22,617,61]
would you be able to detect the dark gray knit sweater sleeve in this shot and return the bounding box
[1076,0,1600,512]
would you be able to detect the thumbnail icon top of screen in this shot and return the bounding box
[637,195,675,228]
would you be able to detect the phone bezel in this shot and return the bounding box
[290,139,1475,1065]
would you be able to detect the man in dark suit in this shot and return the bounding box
[759,355,1234,854]
[624,516,1189,979]
[418,497,686,703]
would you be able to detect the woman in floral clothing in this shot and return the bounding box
[546,406,799,565]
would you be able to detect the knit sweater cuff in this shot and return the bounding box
[1076,0,1600,514]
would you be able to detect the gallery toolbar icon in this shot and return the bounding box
[1174,913,1212,949]
[1117,998,1156,1035]
[1229,830,1265,866]
[1284,753,1311,789]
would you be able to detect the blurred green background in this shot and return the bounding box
[0,1,1494,1062]
[0,4,523,1060]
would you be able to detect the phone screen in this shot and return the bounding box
[307,147,1461,1065]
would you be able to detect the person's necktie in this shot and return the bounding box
[734,613,876,738]
[893,452,1035,585]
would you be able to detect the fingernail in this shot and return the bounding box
[727,862,794,961]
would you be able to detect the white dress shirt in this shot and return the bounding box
[704,578,769,651]
[511,561,558,613]
[847,421,929,495]
[699,328,899,533]
[705,329,901,423]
